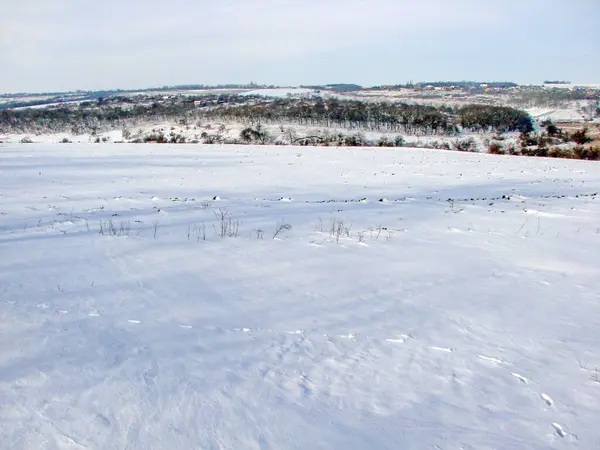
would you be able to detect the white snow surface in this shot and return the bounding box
[526,105,594,123]
[1,143,600,449]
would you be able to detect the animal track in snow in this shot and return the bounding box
[22,294,584,444]
[385,334,411,343]
[428,346,454,353]
[552,422,566,438]
[477,355,506,365]
[511,373,528,384]
[541,393,554,406]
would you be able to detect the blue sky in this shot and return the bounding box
[1,0,599,93]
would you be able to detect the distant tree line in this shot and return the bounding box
[509,88,599,107]
[0,96,533,136]
[0,96,223,134]
[299,84,362,92]
[202,98,532,135]
[366,81,519,90]
[0,84,276,109]
[457,105,533,133]
[418,81,518,89]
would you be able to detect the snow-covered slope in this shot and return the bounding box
[241,88,317,98]
[1,143,599,449]
[526,105,594,123]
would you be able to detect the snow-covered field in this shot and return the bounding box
[1,121,505,152]
[526,105,596,123]
[241,88,317,98]
[1,143,599,449]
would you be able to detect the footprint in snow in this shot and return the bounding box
[88,311,100,317]
[511,373,529,384]
[386,334,411,343]
[541,393,554,407]
[56,309,69,314]
[552,423,566,438]
[178,325,193,329]
[428,346,454,353]
[127,319,141,324]
[477,355,506,365]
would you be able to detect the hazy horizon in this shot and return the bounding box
[2,0,599,93]
[4,80,596,96]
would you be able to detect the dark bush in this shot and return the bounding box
[452,138,477,152]
[571,128,593,145]
[488,142,505,154]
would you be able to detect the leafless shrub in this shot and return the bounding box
[214,208,229,237]
[314,217,325,232]
[357,231,365,243]
[99,220,131,237]
[578,360,600,383]
[330,217,351,243]
[194,223,206,242]
[228,220,240,238]
[273,222,292,239]
[446,199,464,214]
[153,220,160,239]
[516,218,528,235]
[119,221,130,236]
[369,225,384,240]
[213,208,240,238]
[108,220,117,236]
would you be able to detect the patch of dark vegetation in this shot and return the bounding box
[0,96,533,137]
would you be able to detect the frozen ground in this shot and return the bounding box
[1,143,599,449]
